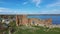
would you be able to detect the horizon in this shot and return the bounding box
[0,0,60,24]
[0,15,60,24]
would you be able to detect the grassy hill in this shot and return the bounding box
[0,22,60,34]
[12,26,60,34]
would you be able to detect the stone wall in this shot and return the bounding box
[44,18,52,26]
[22,15,28,25]
[28,18,40,25]
[28,18,52,26]
[16,15,52,26]
[16,15,28,26]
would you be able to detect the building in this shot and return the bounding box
[16,15,52,26]
[0,15,52,26]
[16,15,28,26]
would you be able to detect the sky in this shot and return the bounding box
[0,0,60,14]
[0,0,60,24]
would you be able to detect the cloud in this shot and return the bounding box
[39,9,60,14]
[23,2,28,5]
[46,0,60,8]
[22,0,41,8]
[0,7,17,14]
[32,0,41,7]
[41,0,60,14]
[0,7,60,14]
[0,7,39,14]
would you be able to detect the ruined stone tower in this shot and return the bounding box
[16,15,28,26]
[16,15,52,26]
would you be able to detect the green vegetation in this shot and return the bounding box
[0,21,16,34]
[12,26,60,34]
[0,21,60,34]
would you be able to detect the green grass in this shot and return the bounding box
[12,26,60,34]
[1,25,60,34]
[0,22,60,34]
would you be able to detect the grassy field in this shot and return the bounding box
[0,22,60,34]
[12,26,60,34]
[0,17,60,34]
